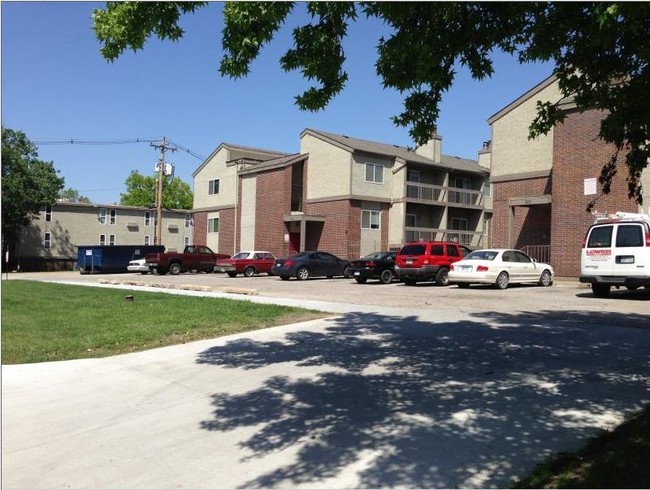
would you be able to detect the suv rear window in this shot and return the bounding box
[399,244,426,256]
[587,226,613,248]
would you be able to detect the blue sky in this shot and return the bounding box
[2,2,555,204]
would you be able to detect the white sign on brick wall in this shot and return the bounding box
[584,177,597,195]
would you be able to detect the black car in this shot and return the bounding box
[271,251,351,280]
[349,251,397,284]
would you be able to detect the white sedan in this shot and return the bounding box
[127,258,150,274]
[448,249,554,289]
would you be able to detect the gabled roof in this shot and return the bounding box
[487,74,557,125]
[238,153,308,175]
[301,128,487,174]
[192,142,287,177]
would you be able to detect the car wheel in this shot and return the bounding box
[280,275,290,281]
[539,270,553,287]
[227,272,237,278]
[342,266,351,278]
[355,277,368,284]
[155,267,166,275]
[592,283,611,298]
[435,267,449,286]
[297,267,310,280]
[168,263,182,275]
[379,269,394,284]
[495,271,509,289]
[140,271,149,275]
[244,266,255,277]
[457,283,470,289]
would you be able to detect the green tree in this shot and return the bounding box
[2,127,65,260]
[120,170,193,209]
[93,2,650,206]
[59,187,91,203]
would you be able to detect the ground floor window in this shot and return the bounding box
[208,217,220,233]
[109,234,116,246]
[144,235,151,245]
[44,232,51,250]
[362,210,380,230]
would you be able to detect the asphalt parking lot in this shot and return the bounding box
[11,269,650,317]
[3,271,650,489]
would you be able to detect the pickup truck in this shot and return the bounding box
[145,245,230,275]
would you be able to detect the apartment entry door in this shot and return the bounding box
[289,232,300,254]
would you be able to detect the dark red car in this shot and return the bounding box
[215,251,276,277]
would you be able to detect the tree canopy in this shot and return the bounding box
[93,2,650,206]
[120,170,193,210]
[2,127,65,256]
[59,187,91,203]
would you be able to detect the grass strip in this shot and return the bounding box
[2,280,327,364]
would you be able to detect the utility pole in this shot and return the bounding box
[151,137,176,246]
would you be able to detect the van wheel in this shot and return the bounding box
[435,267,449,286]
[495,271,509,290]
[592,283,611,297]
[244,266,255,277]
[539,270,553,287]
[168,263,182,275]
[379,269,394,284]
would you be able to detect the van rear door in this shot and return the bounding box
[582,224,615,277]
[611,223,647,278]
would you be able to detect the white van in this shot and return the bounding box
[580,211,650,297]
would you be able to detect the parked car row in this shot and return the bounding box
[127,241,555,290]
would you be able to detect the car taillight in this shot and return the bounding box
[365,261,376,267]
[285,259,294,267]
[477,265,489,272]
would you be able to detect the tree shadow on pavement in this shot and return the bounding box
[196,310,650,488]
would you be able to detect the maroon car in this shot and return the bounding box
[215,251,277,277]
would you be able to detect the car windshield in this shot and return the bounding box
[232,252,250,260]
[465,250,498,261]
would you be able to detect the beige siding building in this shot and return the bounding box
[192,128,490,260]
[15,201,191,271]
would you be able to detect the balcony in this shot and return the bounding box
[404,227,486,248]
[405,182,484,208]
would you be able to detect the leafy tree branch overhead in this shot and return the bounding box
[93,1,650,206]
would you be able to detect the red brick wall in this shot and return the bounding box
[192,212,207,246]
[551,108,635,276]
[219,208,236,255]
[254,165,293,257]
[492,176,551,248]
[304,199,356,259]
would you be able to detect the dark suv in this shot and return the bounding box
[395,241,471,286]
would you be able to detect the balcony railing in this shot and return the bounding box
[404,227,486,248]
[405,182,484,207]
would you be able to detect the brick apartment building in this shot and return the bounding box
[485,75,650,277]
[192,129,490,260]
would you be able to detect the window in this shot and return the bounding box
[109,234,116,246]
[616,225,643,247]
[209,179,220,195]
[185,212,192,228]
[405,214,417,227]
[45,205,52,222]
[362,210,380,230]
[44,232,51,250]
[99,234,106,246]
[587,226,612,248]
[365,163,384,184]
[407,169,421,182]
[184,236,191,247]
[99,208,107,225]
[109,209,116,225]
[208,217,220,233]
[450,218,468,231]
[144,235,151,246]
[144,211,151,226]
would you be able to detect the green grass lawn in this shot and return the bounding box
[1,280,327,364]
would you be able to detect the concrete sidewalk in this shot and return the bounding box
[3,284,650,488]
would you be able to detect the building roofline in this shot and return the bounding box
[487,74,557,125]
[192,142,286,177]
